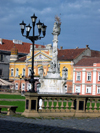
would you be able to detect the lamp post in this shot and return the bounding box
[19,14,47,92]
[18,74,25,94]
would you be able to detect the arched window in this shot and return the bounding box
[15,83,18,90]
[11,69,14,76]
[28,67,31,76]
[22,83,25,91]
[65,84,67,93]
[16,68,19,77]
[27,83,31,91]
[22,68,25,76]
[62,67,68,78]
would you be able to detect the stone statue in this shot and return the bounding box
[39,99,42,109]
[39,66,43,78]
[49,61,53,72]
[53,61,56,72]
[62,67,68,79]
[52,22,61,36]
[58,62,60,72]
[49,61,56,72]
[51,16,61,73]
[38,17,67,94]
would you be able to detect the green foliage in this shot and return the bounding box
[53,101,57,109]
[44,101,47,109]
[87,102,90,110]
[0,101,25,112]
[0,94,25,99]
[92,102,95,110]
[58,101,62,109]
[63,101,66,109]
[49,101,52,109]
[97,102,100,110]
[68,101,72,109]
[87,101,100,110]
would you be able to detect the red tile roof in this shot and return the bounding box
[91,50,100,57]
[75,57,100,66]
[16,56,26,62]
[58,48,86,60]
[0,39,45,54]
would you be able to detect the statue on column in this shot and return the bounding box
[38,16,68,94]
[51,15,61,73]
[52,15,61,36]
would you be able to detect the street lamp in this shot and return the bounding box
[19,13,47,92]
[18,74,25,94]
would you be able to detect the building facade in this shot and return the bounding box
[9,44,97,93]
[0,38,32,80]
[9,44,52,92]
[73,57,100,95]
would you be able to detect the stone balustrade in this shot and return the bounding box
[22,93,100,117]
[38,97,75,113]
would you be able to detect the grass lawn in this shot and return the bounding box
[0,94,25,99]
[0,101,25,112]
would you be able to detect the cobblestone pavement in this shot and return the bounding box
[0,114,100,133]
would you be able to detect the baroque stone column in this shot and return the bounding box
[52,22,61,73]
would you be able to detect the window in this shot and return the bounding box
[65,68,68,78]
[27,83,31,91]
[65,85,67,92]
[15,83,18,90]
[77,72,81,81]
[86,86,91,93]
[16,68,19,77]
[97,86,100,94]
[11,69,14,76]
[76,86,80,93]
[98,72,100,81]
[87,72,91,81]
[22,68,25,76]
[22,83,25,91]
[28,68,31,76]
[0,69,2,77]
[62,67,68,78]
[0,54,4,61]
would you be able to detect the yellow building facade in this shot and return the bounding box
[9,44,74,92]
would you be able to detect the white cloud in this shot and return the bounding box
[68,3,82,9]
[12,0,29,4]
[0,0,100,50]
[40,7,52,15]
[98,9,100,12]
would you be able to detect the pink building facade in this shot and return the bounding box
[73,57,100,95]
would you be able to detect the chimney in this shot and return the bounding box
[60,46,63,50]
[86,45,89,48]
[13,39,22,44]
[76,47,79,49]
[0,38,2,44]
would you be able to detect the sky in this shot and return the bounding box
[0,0,100,50]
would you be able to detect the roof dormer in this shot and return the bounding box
[0,38,2,45]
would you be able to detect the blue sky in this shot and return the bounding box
[0,0,100,50]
